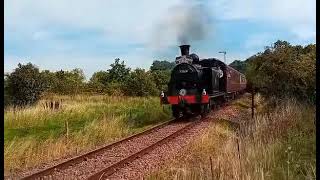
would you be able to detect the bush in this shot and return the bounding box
[105,82,124,96]
[229,60,247,74]
[6,63,46,106]
[151,70,171,92]
[124,69,158,96]
[87,71,110,94]
[50,69,86,95]
[4,75,12,107]
[108,58,131,83]
[246,40,316,103]
[150,60,175,71]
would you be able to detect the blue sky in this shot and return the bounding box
[4,0,316,78]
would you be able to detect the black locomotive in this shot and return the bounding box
[160,45,246,118]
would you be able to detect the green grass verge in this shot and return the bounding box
[4,95,171,175]
[147,96,315,180]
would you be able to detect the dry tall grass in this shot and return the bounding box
[147,96,315,180]
[4,95,171,175]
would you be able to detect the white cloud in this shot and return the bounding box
[244,33,276,50]
[4,0,184,46]
[5,0,315,44]
[4,0,188,76]
[209,0,316,41]
[4,0,316,73]
[291,26,316,41]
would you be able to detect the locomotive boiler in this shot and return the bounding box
[160,45,247,118]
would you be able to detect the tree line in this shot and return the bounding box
[4,59,175,107]
[4,40,316,107]
[230,40,316,104]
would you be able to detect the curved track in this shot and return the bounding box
[87,120,198,180]
[21,118,199,180]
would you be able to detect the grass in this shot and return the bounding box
[4,95,172,175]
[147,95,316,180]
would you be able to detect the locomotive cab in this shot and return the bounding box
[199,58,227,93]
[201,67,222,94]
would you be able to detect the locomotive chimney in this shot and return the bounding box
[179,45,190,56]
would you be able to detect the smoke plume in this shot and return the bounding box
[151,1,210,49]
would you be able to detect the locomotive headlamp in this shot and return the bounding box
[202,89,207,95]
[160,91,165,97]
[179,89,187,96]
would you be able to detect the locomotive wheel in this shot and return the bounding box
[172,105,182,119]
[200,104,210,117]
[209,99,216,110]
[205,103,210,113]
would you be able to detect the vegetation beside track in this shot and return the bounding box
[4,40,315,178]
[4,95,171,175]
[147,95,315,180]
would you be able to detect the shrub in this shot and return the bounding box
[246,41,316,103]
[6,63,46,107]
[151,70,171,92]
[124,69,158,96]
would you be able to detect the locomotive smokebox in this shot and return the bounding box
[179,45,190,56]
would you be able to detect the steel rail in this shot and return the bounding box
[21,119,176,180]
[87,120,200,180]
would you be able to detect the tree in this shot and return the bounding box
[69,68,86,94]
[150,60,175,71]
[273,40,290,49]
[6,63,46,106]
[229,60,247,74]
[151,70,171,91]
[4,74,12,107]
[149,60,175,92]
[90,71,109,85]
[41,70,55,92]
[245,40,316,103]
[108,58,131,83]
[105,82,124,96]
[87,71,110,93]
[124,69,158,96]
[48,69,86,95]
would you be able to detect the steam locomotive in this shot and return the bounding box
[160,45,247,118]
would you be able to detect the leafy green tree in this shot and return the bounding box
[69,68,86,94]
[124,69,158,96]
[4,74,12,107]
[151,70,171,91]
[6,63,46,106]
[246,40,316,103]
[41,70,57,93]
[90,71,109,85]
[105,82,124,96]
[150,60,175,71]
[87,71,110,93]
[108,58,131,83]
[149,60,175,92]
[49,69,86,95]
[229,60,247,74]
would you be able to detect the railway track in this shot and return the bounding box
[21,117,200,180]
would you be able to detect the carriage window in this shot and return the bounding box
[240,75,245,83]
[240,75,246,83]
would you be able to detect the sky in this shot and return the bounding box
[4,0,316,78]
